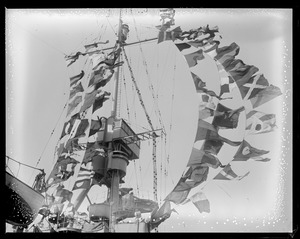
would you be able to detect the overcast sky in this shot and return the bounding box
[6,8,292,232]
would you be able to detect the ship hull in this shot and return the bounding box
[6,172,45,226]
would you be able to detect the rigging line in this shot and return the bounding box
[11,20,67,56]
[6,155,44,172]
[132,15,166,134]
[164,54,177,187]
[105,16,117,37]
[123,46,158,201]
[35,101,68,168]
[133,160,140,197]
[122,75,131,121]
[6,165,15,176]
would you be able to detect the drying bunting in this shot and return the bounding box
[245,110,276,135]
[233,140,269,161]
[213,164,250,180]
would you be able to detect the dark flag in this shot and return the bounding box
[233,140,269,161]
[195,119,242,146]
[212,103,245,129]
[70,70,85,87]
[203,139,224,155]
[92,91,111,113]
[237,74,269,100]
[175,42,191,51]
[191,72,206,91]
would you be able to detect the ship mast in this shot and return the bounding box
[108,9,123,232]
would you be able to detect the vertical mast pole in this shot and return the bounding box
[109,8,122,232]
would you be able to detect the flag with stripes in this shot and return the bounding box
[72,164,94,191]
[245,110,276,135]
[213,164,250,180]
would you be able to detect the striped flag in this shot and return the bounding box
[213,164,250,180]
[233,140,269,161]
[245,110,276,135]
[72,164,94,191]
